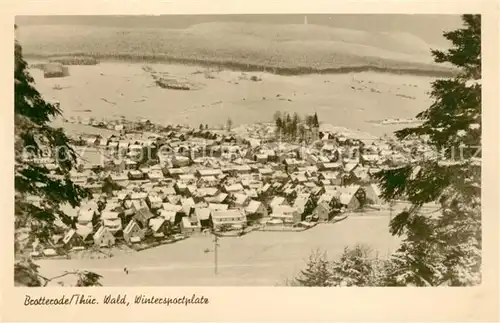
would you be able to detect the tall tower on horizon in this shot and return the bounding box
[304,15,308,25]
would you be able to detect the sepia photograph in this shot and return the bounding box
[12,13,484,289]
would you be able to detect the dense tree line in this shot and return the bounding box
[273,111,319,141]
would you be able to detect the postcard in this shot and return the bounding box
[1,0,498,322]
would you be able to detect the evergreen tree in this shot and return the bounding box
[226,118,233,131]
[298,124,306,142]
[199,124,203,130]
[275,115,283,137]
[285,113,292,138]
[273,110,282,123]
[313,112,319,127]
[294,250,333,287]
[373,15,481,286]
[291,113,300,140]
[14,25,101,286]
[101,176,122,196]
[302,197,317,218]
[305,115,314,128]
[330,245,383,286]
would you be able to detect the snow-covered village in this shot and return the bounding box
[19,113,440,258]
[13,14,482,290]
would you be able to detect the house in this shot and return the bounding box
[232,193,251,208]
[319,171,340,182]
[180,216,201,235]
[43,63,65,78]
[194,208,211,227]
[159,210,177,224]
[196,169,223,178]
[75,222,94,242]
[224,183,244,194]
[245,188,259,199]
[148,170,164,182]
[186,185,198,196]
[272,171,289,181]
[270,205,302,224]
[101,211,123,234]
[93,226,115,247]
[128,144,143,158]
[344,162,359,173]
[149,217,169,238]
[363,183,382,205]
[77,208,97,226]
[118,141,130,153]
[283,158,300,172]
[313,201,330,222]
[293,193,312,214]
[205,193,229,204]
[110,173,129,185]
[368,167,382,179]
[232,164,252,175]
[208,203,229,212]
[179,174,196,184]
[42,248,58,257]
[125,159,137,170]
[146,194,163,210]
[70,170,91,182]
[362,154,380,166]
[270,196,287,209]
[83,183,102,194]
[133,200,155,227]
[245,200,268,218]
[181,197,196,214]
[195,187,219,198]
[162,186,177,196]
[62,229,84,250]
[253,153,268,163]
[97,137,109,148]
[304,165,319,176]
[339,192,360,210]
[162,203,183,213]
[291,173,308,184]
[172,156,191,167]
[166,194,182,205]
[128,170,144,180]
[197,176,219,186]
[319,162,342,171]
[167,168,185,178]
[260,183,271,194]
[174,181,188,194]
[210,209,247,231]
[123,220,145,244]
[352,166,370,182]
[130,192,148,200]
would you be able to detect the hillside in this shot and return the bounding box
[17,23,456,77]
[27,61,436,138]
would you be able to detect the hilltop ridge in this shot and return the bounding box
[17,22,456,77]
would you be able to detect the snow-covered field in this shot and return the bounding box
[36,215,400,286]
[29,61,435,138]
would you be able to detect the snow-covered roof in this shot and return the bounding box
[149,217,166,232]
[245,200,263,214]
